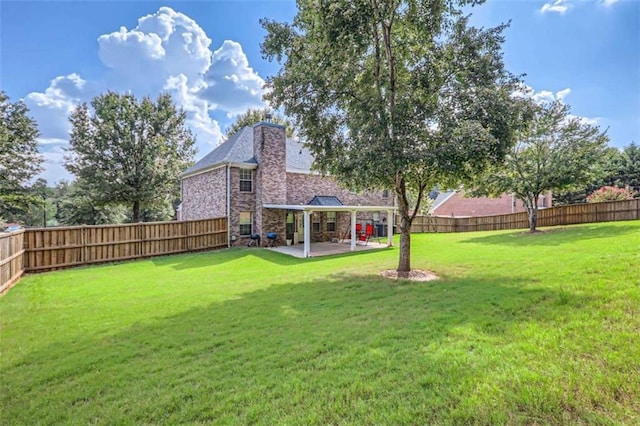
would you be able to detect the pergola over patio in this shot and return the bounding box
[263,204,396,258]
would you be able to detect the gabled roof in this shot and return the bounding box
[308,196,343,206]
[182,127,255,176]
[181,125,315,177]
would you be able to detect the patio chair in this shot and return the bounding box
[359,223,375,245]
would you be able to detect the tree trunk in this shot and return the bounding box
[397,214,412,276]
[395,173,414,276]
[132,201,140,223]
[526,197,538,232]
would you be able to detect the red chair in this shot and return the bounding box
[359,224,374,245]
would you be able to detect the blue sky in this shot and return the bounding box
[1,0,638,184]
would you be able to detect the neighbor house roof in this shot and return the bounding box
[308,196,343,206]
[181,125,314,177]
[429,190,456,213]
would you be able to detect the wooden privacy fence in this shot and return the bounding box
[409,199,640,233]
[0,230,25,294]
[19,217,227,273]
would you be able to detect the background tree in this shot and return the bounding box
[554,142,639,205]
[0,91,43,218]
[224,108,295,139]
[65,91,195,222]
[56,179,128,225]
[616,143,640,195]
[261,0,525,273]
[470,100,608,232]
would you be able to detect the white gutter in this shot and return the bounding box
[263,204,396,212]
[180,161,257,180]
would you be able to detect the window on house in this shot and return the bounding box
[326,212,336,232]
[382,189,389,198]
[312,213,321,233]
[239,169,253,192]
[239,212,252,236]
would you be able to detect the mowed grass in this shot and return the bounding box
[1,221,639,425]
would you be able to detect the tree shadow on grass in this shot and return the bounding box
[2,272,593,425]
[461,223,640,247]
[153,245,396,270]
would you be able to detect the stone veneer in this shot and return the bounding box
[181,166,227,220]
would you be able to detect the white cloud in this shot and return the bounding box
[541,0,570,14]
[555,88,571,101]
[164,74,223,148]
[569,114,600,126]
[24,74,86,141]
[540,0,620,14]
[199,40,267,116]
[23,7,267,184]
[514,85,601,125]
[98,6,212,89]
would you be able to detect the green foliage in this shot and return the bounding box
[0,91,43,217]
[555,143,640,204]
[65,92,195,222]
[225,108,295,139]
[2,221,639,424]
[470,100,608,231]
[261,0,526,271]
[617,142,640,194]
[56,179,128,225]
[586,186,635,203]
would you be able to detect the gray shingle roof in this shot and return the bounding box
[182,125,314,177]
[308,196,343,206]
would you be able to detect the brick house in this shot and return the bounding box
[430,190,552,217]
[180,121,395,255]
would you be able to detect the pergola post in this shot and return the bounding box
[350,210,357,251]
[303,210,311,258]
[387,209,394,246]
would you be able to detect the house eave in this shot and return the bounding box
[181,161,257,179]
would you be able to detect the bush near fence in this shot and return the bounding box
[408,199,639,233]
[0,217,227,294]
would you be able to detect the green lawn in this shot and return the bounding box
[1,221,639,425]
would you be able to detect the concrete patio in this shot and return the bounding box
[267,240,390,258]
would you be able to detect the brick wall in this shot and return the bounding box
[181,167,227,220]
[253,123,287,245]
[286,172,392,207]
[229,167,257,244]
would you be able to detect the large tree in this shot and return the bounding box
[471,100,609,232]
[65,92,195,222]
[225,108,295,139]
[261,0,526,273]
[0,91,43,217]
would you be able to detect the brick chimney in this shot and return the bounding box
[253,122,287,242]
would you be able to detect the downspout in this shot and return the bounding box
[179,179,183,221]
[227,164,231,247]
